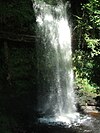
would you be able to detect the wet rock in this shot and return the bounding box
[94,96,100,106]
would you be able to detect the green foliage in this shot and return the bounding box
[85,34,100,57]
[73,0,100,97]
[73,50,94,79]
[75,0,100,47]
[76,77,97,94]
[73,50,97,95]
[82,0,100,29]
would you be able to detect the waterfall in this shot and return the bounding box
[33,0,78,124]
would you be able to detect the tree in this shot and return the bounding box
[73,0,100,97]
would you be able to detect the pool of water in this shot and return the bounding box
[33,114,100,133]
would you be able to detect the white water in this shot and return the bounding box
[33,0,78,124]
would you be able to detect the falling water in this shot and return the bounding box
[33,0,78,124]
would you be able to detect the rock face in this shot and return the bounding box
[94,96,100,107]
[76,94,100,114]
[81,106,97,113]
[0,0,36,34]
[0,0,38,132]
[0,40,38,131]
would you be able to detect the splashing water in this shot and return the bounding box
[33,0,79,124]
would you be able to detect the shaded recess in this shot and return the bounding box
[0,0,38,132]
